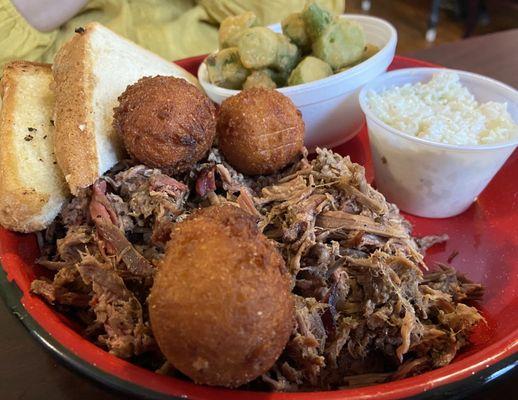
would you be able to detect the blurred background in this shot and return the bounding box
[347,0,518,52]
[2,0,517,70]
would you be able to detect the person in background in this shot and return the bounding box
[0,0,344,70]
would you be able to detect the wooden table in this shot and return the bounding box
[407,28,518,88]
[1,29,517,400]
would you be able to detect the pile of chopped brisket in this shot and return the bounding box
[32,148,484,391]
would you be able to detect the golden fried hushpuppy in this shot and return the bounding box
[113,76,216,173]
[217,88,304,175]
[149,204,294,388]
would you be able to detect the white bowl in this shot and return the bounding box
[359,68,518,218]
[198,14,397,150]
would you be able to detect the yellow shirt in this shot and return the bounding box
[0,0,345,69]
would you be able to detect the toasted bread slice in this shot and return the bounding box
[0,61,68,232]
[53,22,200,195]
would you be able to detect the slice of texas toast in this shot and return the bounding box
[52,22,200,195]
[0,61,68,232]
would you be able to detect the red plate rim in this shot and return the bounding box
[0,55,517,400]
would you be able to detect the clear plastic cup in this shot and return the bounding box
[359,68,518,218]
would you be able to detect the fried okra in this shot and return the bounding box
[272,33,300,72]
[243,69,277,90]
[288,56,333,86]
[302,2,333,41]
[237,27,279,69]
[206,47,250,89]
[312,19,366,70]
[205,3,376,90]
[219,11,257,48]
[281,12,310,52]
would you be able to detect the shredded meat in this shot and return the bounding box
[31,279,90,308]
[32,148,483,390]
[95,219,155,278]
[77,255,154,358]
[195,166,216,197]
[316,211,409,239]
[32,164,187,357]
